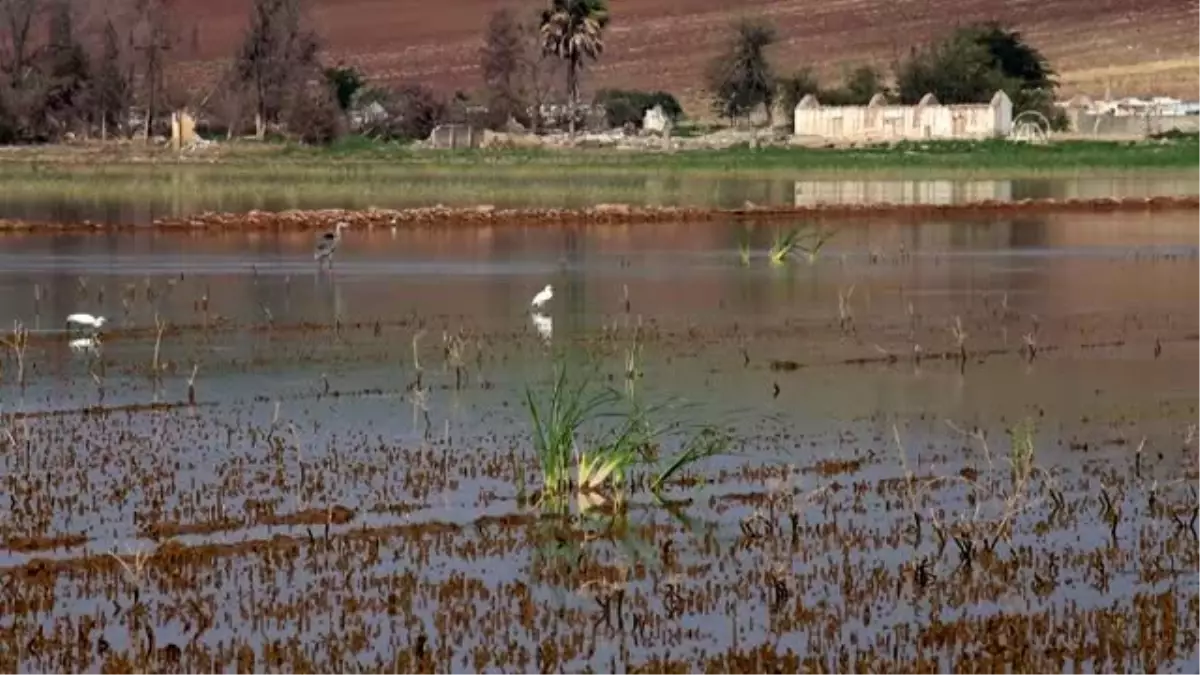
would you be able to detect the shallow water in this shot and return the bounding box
[0,210,1196,672]
[0,166,1196,224]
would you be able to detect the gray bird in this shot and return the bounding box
[314,221,350,267]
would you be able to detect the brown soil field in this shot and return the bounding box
[173,0,1199,114]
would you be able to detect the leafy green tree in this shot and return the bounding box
[480,7,530,129]
[707,18,776,123]
[540,0,609,136]
[776,67,821,116]
[961,22,1055,90]
[841,65,887,104]
[895,22,1066,129]
[324,65,364,112]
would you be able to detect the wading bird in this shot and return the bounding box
[530,284,554,310]
[66,313,107,331]
[315,221,350,268]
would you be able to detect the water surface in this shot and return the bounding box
[0,164,1195,224]
[0,211,1195,673]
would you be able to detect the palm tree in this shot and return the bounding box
[540,0,609,137]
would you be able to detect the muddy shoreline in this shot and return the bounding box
[0,195,1195,233]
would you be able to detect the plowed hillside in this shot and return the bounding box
[176,0,1199,113]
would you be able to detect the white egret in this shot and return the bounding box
[314,221,350,267]
[531,312,553,342]
[66,313,107,331]
[530,284,553,309]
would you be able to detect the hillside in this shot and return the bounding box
[175,0,1199,114]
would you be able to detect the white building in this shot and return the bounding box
[794,91,1013,141]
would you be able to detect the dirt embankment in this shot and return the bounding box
[0,196,1196,233]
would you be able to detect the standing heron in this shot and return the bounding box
[314,221,350,268]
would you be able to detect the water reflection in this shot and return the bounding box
[793,176,1200,207]
[0,166,1194,225]
[0,211,1194,334]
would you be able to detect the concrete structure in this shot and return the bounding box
[793,91,1013,141]
[426,124,481,149]
[170,110,197,151]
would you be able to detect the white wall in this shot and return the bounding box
[794,92,1013,140]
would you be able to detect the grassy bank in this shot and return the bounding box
[0,133,1196,175]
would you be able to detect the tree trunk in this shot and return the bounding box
[567,54,578,138]
[101,115,107,141]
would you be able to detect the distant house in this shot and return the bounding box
[793,91,1013,141]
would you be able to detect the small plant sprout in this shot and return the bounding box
[837,284,855,334]
[797,227,837,263]
[1007,418,1036,487]
[950,315,968,368]
[652,427,730,494]
[152,313,167,380]
[4,321,29,389]
[411,329,426,387]
[187,363,200,405]
[736,228,752,266]
[444,331,469,390]
[108,545,154,604]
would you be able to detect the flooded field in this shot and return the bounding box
[0,165,1196,225]
[0,209,1197,672]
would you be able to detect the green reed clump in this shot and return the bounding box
[768,228,803,266]
[524,357,729,511]
[763,225,837,266]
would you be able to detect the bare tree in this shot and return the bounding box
[129,0,175,140]
[90,16,128,138]
[235,0,319,140]
[0,0,41,83]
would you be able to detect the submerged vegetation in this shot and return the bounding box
[0,215,1195,671]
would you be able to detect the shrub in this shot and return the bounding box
[894,22,1065,130]
[777,68,821,115]
[594,89,683,128]
[324,65,365,111]
[285,86,345,144]
[359,84,447,141]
